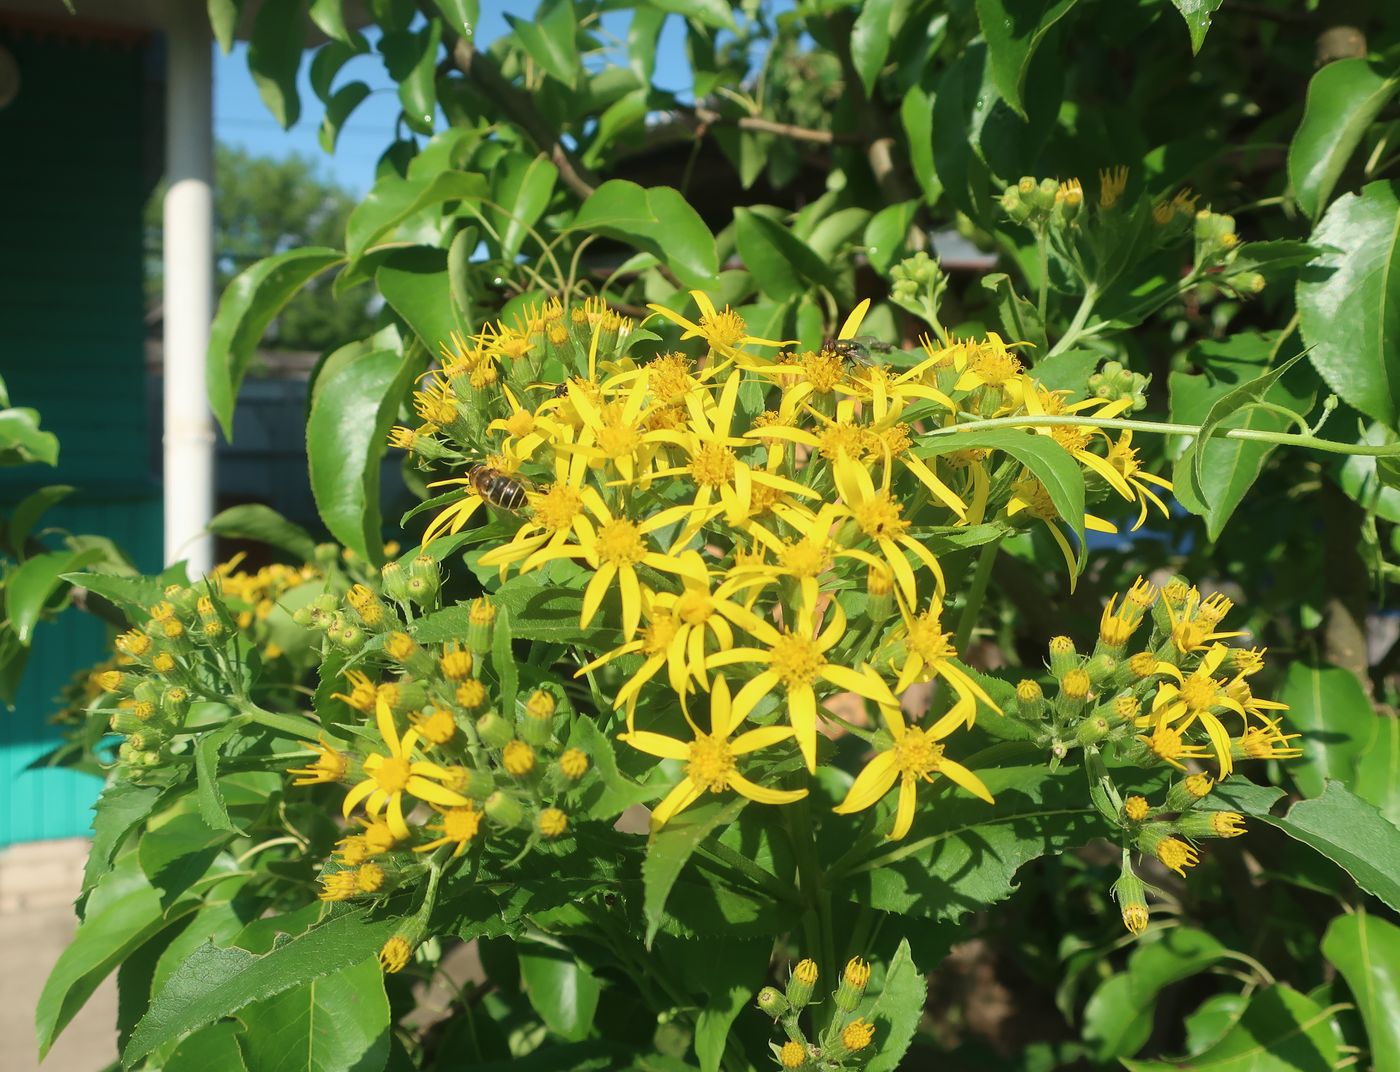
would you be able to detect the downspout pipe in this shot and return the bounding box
[161,3,215,577]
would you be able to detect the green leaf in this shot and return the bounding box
[247,0,304,128]
[1083,929,1229,1059]
[1168,0,1225,54]
[568,180,718,289]
[851,0,902,98]
[1339,423,1400,523]
[861,938,927,1072]
[236,956,391,1072]
[319,81,372,154]
[734,208,834,302]
[509,0,579,89]
[38,853,181,1057]
[8,484,74,555]
[982,272,1047,354]
[195,724,239,833]
[492,153,560,261]
[307,348,425,564]
[976,0,1079,119]
[1122,985,1338,1072]
[5,547,102,644]
[0,406,60,466]
[1280,662,1377,799]
[643,796,748,947]
[583,88,650,169]
[208,0,243,53]
[1214,780,1400,913]
[837,759,1102,918]
[804,207,872,262]
[518,945,602,1042]
[916,429,1086,568]
[1354,713,1400,828]
[122,911,399,1067]
[376,246,469,354]
[1297,180,1400,424]
[1169,334,1314,540]
[207,504,318,560]
[345,170,489,266]
[864,201,917,274]
[163,1022,248,1072]
[309,0,354,44]
[493,604,518,725]
[398,18,442,135]
[900,86,939,203]
[646,0,735,31]
[682,936,771,1072]
[207,248,344,440]
[1289,58,1400,221]
[83,782,164,899]
[568,717,662,819]
[432,0,480,38]
[1322,911,1400,1072]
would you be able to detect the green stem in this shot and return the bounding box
[1036,228,1050,324]
[1046,284,1098,357]
[953,536,1003,654]
[925,414,1400,458]
[786,803,836,1031]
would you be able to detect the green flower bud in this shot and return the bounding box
[1074,715,1111,747]
[785,958,818,1008]
[476,710,514,749]
[1112,861,1149,935]
[483,790,526,829]
[380,560,411,604]
[756,986,789,1019]
[467,597,496,655]
[834,957,871,1013]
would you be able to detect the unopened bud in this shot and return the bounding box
[1167,773,1214,811]
[380,560,410,603]
[757,986,789,1019]
[1048,635,1077,677]
[786,958,818,1008]
[1074,715,1110,746]
[483,790,525,828]
[834,957,870,1012]
[476,710,514,749]
[467,597,496,655]
[1113,863,1150,936]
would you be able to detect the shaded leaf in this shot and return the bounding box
[518,945,601,1042]
[207,504,318,560]
[976,0,1079,118]
[236,956,390,1072]
[643,796,748,946]
[1322,911,1400,1072]
[1281,661,1377,800]
[247,0,304,128]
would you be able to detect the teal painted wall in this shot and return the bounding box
[1,28,162,845]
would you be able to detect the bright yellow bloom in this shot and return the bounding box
[342,697,471,839]
[414,804,483,857]
[831,452,946,605]
[834,705,993,840]
[890,601,1001,721]
[619,675,807,826]
[478,435,593,577]
[647,289,794,364]
[1104,431,1173,529]
[1148,645,1247,776]
[1164,587,1248,653]
[708,597,898,771]
[287,736,349,786]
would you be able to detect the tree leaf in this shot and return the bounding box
[583,87,651,169]
[83,782,164,900]
[247,0,304,129]
[208,0,243,54]
[1322,911,1400,1072]
[1122,985,1338,1072]
[568,180,718,288]
[734,208,834,302]
[207,504,318,560]
[982,272,1047,354]
[195,724,239,834]
[975,0,1079,119]
[164,1022,248,1072]
[1280,662,1377,799]
[8,484,75,555]
[681,936,771,1072]
[1213,780,1400,913]
[645,0,735,31]
[851,0,901,98]
[861,938,927,1072]
[376,246,468,354]
[568,717,663,820]
[1168,0,1225,55]
[1190,349,1306,491]
[0,405,60,466]
[899,86,939,203]
[492,153,560,261]
[345,169,489,267]
[398,18,442,136]
[122,911,399,1067]
[518,945,602,1042]
[1354,713,1400,829]
[508,0,579,90]
[236,956,391,1072]
[207,248,345,440]
[1289,57,1400,221]
[431,0,480,39]
[863,201,917,274]
[5,547,103,644]
[643,796,748,947]
[1297,180,1400,424]
[320,81,372,154]
[306,348,424,564]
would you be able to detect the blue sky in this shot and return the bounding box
[214,3,693,195]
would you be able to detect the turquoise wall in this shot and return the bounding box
[1,28,162,845]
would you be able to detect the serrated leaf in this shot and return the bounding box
[236,956,390,1072]
[643,796,748,947]
[861,938,927,1072]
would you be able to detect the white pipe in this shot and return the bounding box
[162,3,215,577]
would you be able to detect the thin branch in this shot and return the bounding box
[679,105,862,146]
[448,38,598,200]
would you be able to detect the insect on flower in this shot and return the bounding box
[468,464,530,512]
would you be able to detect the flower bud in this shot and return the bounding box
[786,958,818,1008]
[1113,863,1150,936]
[834,957,870,1012]
[1048,635,1077,677]
[1137,823,1200,876]
[1074,715,1111,747]
[757,986,789,1019]
[468,597,496,655]
[829,1017,876,1059]
[779,1040,807,1070]
[1060,668,1092,702]
[409,554,441,603]
[502,740,536,778]
[1166,773,1214,811]
[1179,810,1245,839]
[483,790,525,829]
[536,807,568,838]
[439,642,473,681]
[380,560,411,604]
[333,623,365,650]
[1014,678,1046,720]
[557,748,589,781]
[476,710,514,749]
[866,566,895,622]
[1123,795,1151,822]
[519,689,557,746]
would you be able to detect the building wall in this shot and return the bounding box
[0,26,162,845]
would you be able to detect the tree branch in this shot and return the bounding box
[448,38,598,200]
[678,105,862,146]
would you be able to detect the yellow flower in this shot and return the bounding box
[953,333,1027,403]
[1006,474,1116,583]
[414,804,483,857]
[834,706,993,840]
[1148,644,1247,776]
[1099,166,1129,209]
[831,452,946,605]
[1164,587,1248,653]
[619,675,807,826]
[647,289,794,363]
[287,736,349,786]
[891,601,1001,720]
[1103,431,1173,529]
[478,434,593,577]
[708,596,898,771]
[557,371,662,484]
[341,697,471,839]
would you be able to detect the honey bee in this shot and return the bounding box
[821,335,894,365]
[469,465,529,512]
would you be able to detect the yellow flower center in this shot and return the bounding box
[1106,441,1141,477]
[374,756,412,793]
[691,443,736,487]
[649,353,693,404]
[802,350,845,392]
[597,519,647,565]
[852,491,907,540]
[876,423,912,457]
[596,411,640,458]
[779,539,831,578]
[892,725,944,779]
[675,590,713,625]
[642,613,680,654]
[686,732,735,792]
[532,484,582,533]
[1179,675,1221,712]
[819,422,868,461]
[1051,425,1090,452]
[504,410,535,438]
[968,346,1022,386]
[769,632,825,687]
[1146,724,1186,762]
[1124,795,1150,821]
[700,307,747,348]
[906,611,955,664]
[1155,836,1198,874]
[440,806,482,843]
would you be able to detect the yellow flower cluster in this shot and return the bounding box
[389,292,1173,839]
[1008,577,1294,933]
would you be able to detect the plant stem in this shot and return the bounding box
[923,413,1400,458]
[953,535,1003,654]
[786,803,836,1030]
[1046,284,1098,357]
[1036,228,1050,324]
